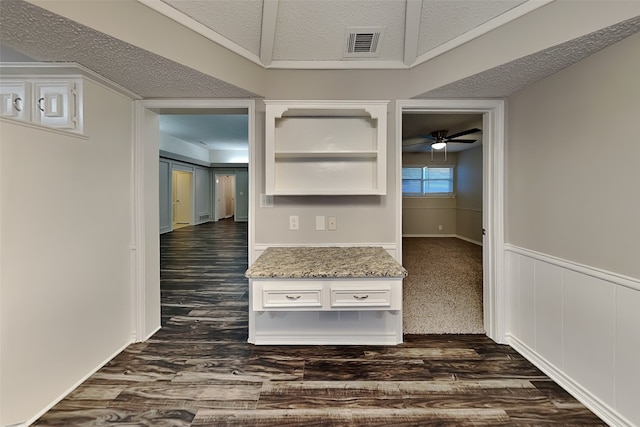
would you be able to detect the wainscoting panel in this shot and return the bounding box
[534,261,563,369]
[615,285,640,424]
[563,270,615,405]
[505,245,640,427]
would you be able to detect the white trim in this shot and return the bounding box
[251,331,401,346]
[455,235,483,246]
[507,334,635,427]
[403,0,422,66]
[254,242,397,250]
[0,116,89,140]
[402,234,483,246]
[413,0,553,67]
[402,234,457,238]
[24,340,133,426]
[132,100,147,342]
[134,1,549,70]
[0,62,141,99]
[396,99,506,344]
[505,244,640,292]
[259,0,279,66]
[133,98,255,341]
[137,0,262,66]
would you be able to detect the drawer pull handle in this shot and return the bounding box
[285,295,301,300]
[353,294,369,300]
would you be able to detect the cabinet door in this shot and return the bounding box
[0,81,29,122]
[32,80,78,130]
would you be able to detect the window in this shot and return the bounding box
[402,166,454,196]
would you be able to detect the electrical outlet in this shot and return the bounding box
[289,215,299,230]
[328,216,337,231]
[438,224,443,230]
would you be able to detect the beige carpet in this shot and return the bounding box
[402,237,485,334]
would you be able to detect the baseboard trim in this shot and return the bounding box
[402,234,483,246]
[507,334,634,427]
[252,332,402,346]
[25,339,133,426]
[455,235,483,246]
[402,234,456,238]
[144,324,162,341]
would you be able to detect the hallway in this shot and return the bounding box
[33,220,604,426]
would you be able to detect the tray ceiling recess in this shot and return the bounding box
[142,0,551,69]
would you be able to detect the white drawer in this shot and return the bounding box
[330,287,391,308]
[254,281,324,309]
[263,288,322,308]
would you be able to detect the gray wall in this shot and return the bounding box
[456,146,483,243]
[401,149,483,243]
[158,158,213,233]
[253,100,398,257]
[506,31,640,426]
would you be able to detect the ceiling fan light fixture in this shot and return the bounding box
[431,141,446,150]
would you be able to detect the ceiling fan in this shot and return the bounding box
[403,128,482,151]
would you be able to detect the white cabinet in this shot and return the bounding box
[249,278,403,345]
[264,100,388,195]
[0,80,28,121]
[0,78,82,133]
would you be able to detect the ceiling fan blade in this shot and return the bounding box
[402,143,429,148]
[447,139,477,143]
[402,138,430,147]
[417,134,436,140]
[447,128,481,139]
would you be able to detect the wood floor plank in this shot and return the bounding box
[32,220,606,426]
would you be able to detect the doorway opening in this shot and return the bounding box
[215,174,236,221]
[395,99,505,343]
[172,170,193,229]
[133,99,255,342]
[401,112,484,334]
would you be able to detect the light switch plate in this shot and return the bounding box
[316,216,326,231]
[289,215,299,230]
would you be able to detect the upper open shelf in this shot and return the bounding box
[264,100,388,196]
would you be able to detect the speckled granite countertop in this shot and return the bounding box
[245,246,408,279]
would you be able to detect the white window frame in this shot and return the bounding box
[402,165,455,197]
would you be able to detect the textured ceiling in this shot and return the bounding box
[0,0,258,99]
[1,0,639,151]
[418,14,640,99]
[156,0,529,68]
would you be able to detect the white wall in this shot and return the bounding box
[210,148,248,163]
[0,79,134,426]
[160,132,210,163]
[506,32,640,426]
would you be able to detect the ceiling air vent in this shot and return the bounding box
[344,27,385,58]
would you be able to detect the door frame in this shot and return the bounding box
[214,173,236,221]
[396,99,506,343]
[172,166,194,227]
[133,98,255,342]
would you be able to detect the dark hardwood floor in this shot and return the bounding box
[34,219,605,426]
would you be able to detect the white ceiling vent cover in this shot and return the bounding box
[344,27,385,58]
